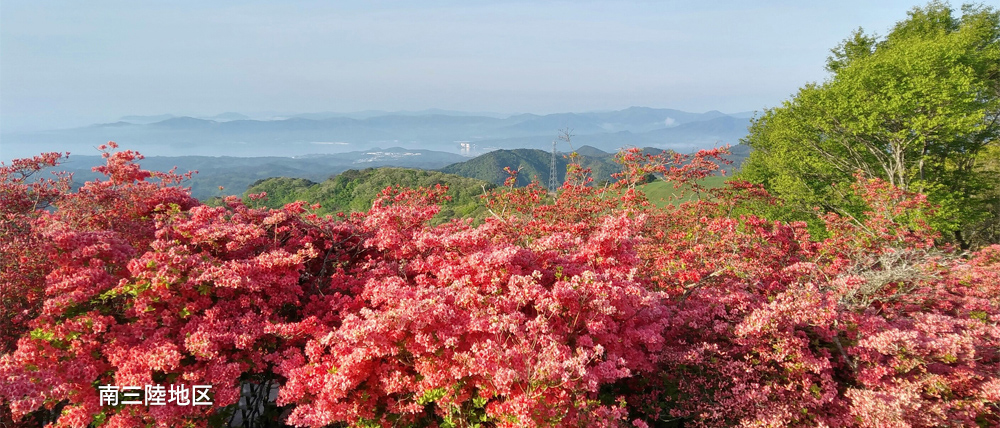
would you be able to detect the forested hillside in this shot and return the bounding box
[440,148,620,187]
[245,168,493,221]
[440,144,750,188]
[239,144,746,221]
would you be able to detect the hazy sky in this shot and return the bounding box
[2,0,925,132]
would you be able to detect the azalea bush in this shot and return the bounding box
[2,144,998,427]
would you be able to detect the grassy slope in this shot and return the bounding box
[640,175,730,207]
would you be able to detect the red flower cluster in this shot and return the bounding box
[2,144,998,427]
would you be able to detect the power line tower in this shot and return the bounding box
[549,128,574,195]
[549,139,558,193]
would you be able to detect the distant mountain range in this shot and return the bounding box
[3,106,754,202]
[116,112,252,124]
[2,107,754,160]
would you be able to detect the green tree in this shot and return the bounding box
[739,2,1000,248]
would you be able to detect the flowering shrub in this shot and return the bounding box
[0,152,71,357]
[1,143,998,427]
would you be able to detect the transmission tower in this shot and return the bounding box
[549,128,574,195]
[549,139,558,192]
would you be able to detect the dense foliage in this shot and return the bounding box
[2,142,999,428]
[739,2,1000,249]
[244,168,493,221]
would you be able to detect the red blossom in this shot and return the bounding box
[2,144,998,427]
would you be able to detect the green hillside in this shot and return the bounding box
[640,175,730,207]
[245,168,494,221]
[573,145,612,158]
[441,145,749,190]
[440,149,619,188]
[241,146,749,220]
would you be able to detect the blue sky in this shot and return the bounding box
[2,0,924,132]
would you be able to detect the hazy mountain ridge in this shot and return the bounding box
[3,107,752,200]
[2,107,754,160]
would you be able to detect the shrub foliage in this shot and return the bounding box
[2,143,999,427]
